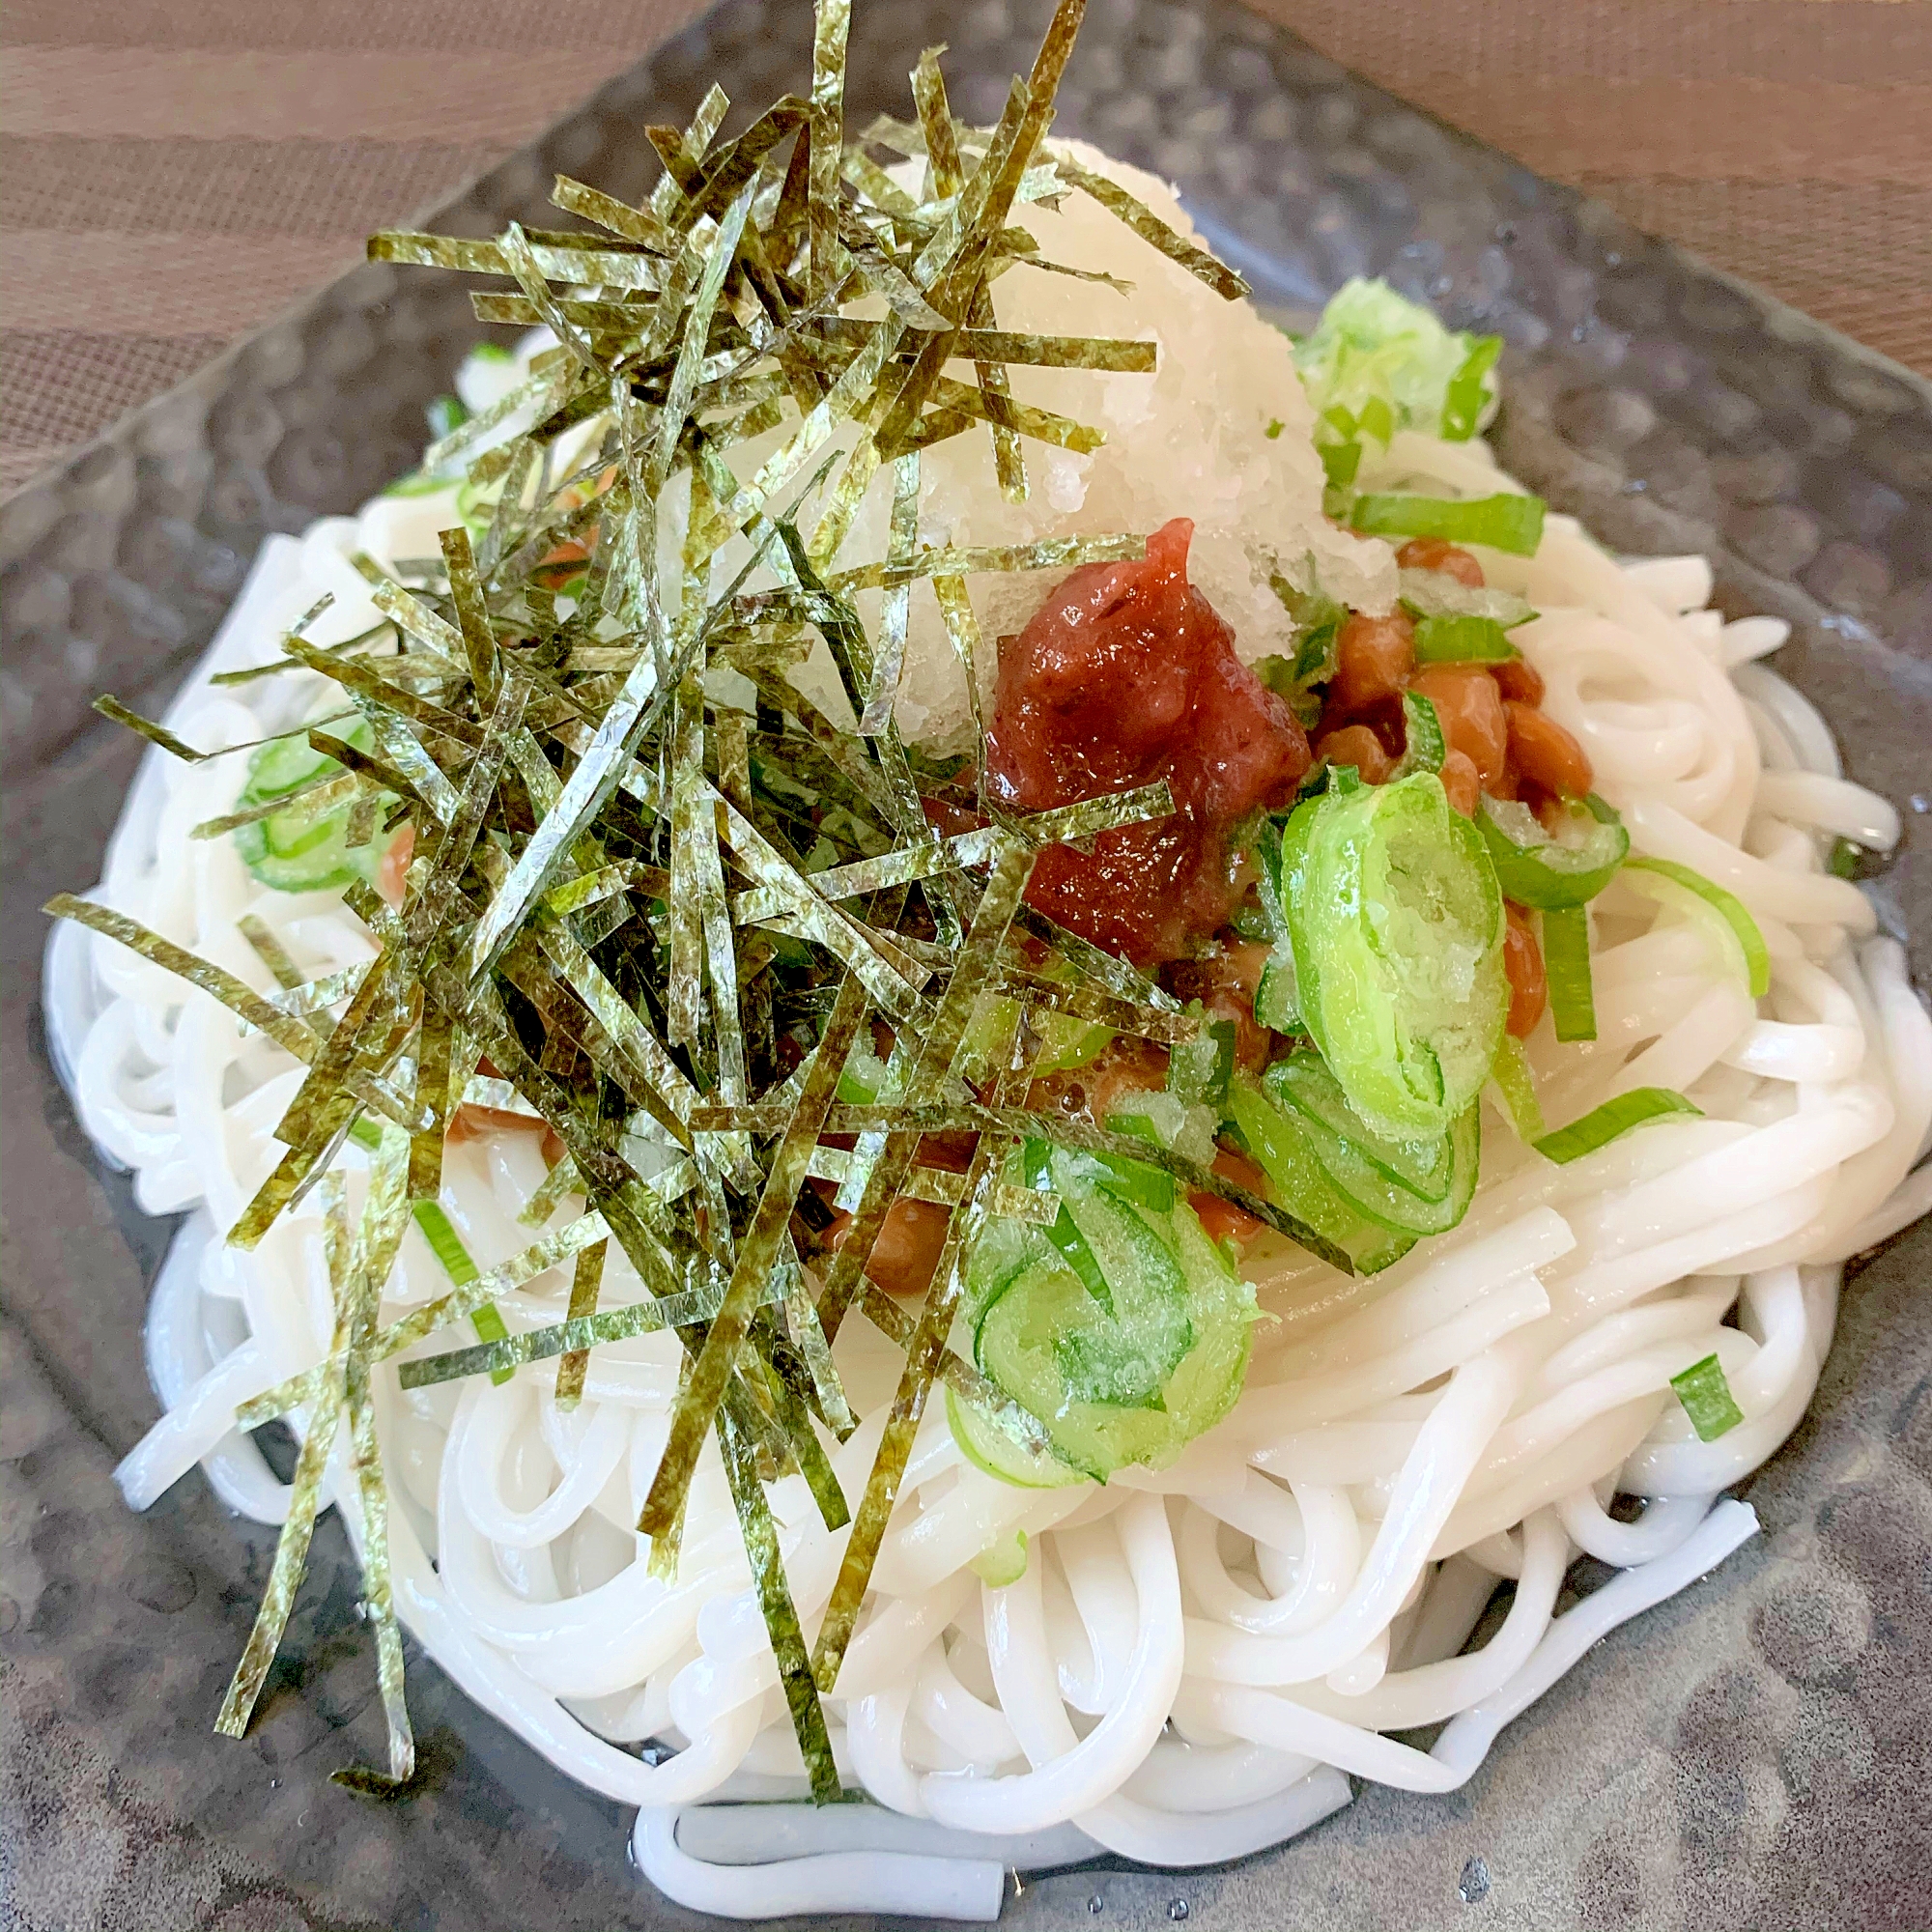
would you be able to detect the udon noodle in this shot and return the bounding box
[49,419,1931,1920]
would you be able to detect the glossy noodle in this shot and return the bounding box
[49,404,1931,1917]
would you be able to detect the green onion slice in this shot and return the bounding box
[1440,334,1502,441]
[1411,613,1521,664]
[1531,1086,1701,1164]
[1669,1350,1745,1441]
[1541,903,1598,1042]
[1258,559,1346,729]
[1027,1137,1118,1310]
[1390,690,1446,780]
[1090,1121,1179,1214]
[426,393,469,441]
[1226,1078,1416,1276]
[1350,491,1547,556]
[1252,941,1300,1032]
[1283,771,1509,1141]
[1479,792,1629,909]
[1488,1034,1546,1143]
[1622,857,1772,1000]
[1264,1050,1481,1236]
[412,1199,514,1385]
[1320,439,1362,491]
[1397,567,1536,629]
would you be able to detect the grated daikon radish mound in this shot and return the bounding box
[840,137,1399,745]
[808,140,1399,742]
[374,141,1399,752]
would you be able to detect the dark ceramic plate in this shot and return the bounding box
[4,2,1929,1927]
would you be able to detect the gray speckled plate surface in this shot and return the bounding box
[2,2,1928,1927]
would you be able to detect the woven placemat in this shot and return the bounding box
[2,0,1926,496]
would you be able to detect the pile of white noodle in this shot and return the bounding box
[47,424,1932,1923]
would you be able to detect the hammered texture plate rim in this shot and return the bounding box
[3,4,1928,1930]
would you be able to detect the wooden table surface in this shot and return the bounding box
[2,0,1926,495]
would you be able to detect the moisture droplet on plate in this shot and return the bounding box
[1168,1902,1190,1923]
[1088,1898,1103,1918]
[1458,1855,1492,1904]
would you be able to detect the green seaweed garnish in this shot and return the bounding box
[44,0,1346,1799]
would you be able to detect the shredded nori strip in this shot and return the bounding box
[393,1266,790,1390]
[238,913,305,991]
[805,844,1035,1691]
[342,1125,417,1783]
[213,1171,350,1746]
[638,973,868,1541]
[812,1128,1007,1690]
[519,1151,582,1227]
[1050,153,1249,301]
[192,769,363,840]
[46,0,1324,1791]
[718,1406,842,1802]
[45,896,427,1138]
[238,1209,615,1430]
[779,1231,854,1435]
[91,694,355,764]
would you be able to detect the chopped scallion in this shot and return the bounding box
[1440,334,1502,440]
[1411,613,1520,664]
[1531,1086,1701,1164]
[1397,567,1535,629]
[1320,439,1362,490]
[1390,690,1445,778]
[1027,1138,1115,1313]
[1488,1035,1546,1142]
[1541,903,1598,1042]
[1622,858,1772,999]
[1479,793,1628,908]
[1670,1351,1745,1441]
[412,1199,514,1384]
[425,393,469,441]
[1350,491,1546,556]
[969,1528,1030,1587]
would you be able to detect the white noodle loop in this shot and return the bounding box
[56,426,1931,1918]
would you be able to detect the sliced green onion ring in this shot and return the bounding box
[1390,690,1445,780]
[1283,771,1509,1140]
[1350,491,1547,556]
[1440,334,1502,440]
[1669,1350,1745,1441]
[1531,1086,1702,1164]
[1264,1052,1481,1236]
[1356,395,1394,445]
[1025,1139,1114,1314]
[1252,941,1300,1032]
[1320,440,1362,491]
[1397,567,1535,629]
[1225,1078,1417,1276]
[412,1199,515,1385]
[1622,857,1772,999]
[1411,613,1520,664]
[1479,792,1629,909]
[1488,1034,1546,1143]
[1541,903,1598,1042]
